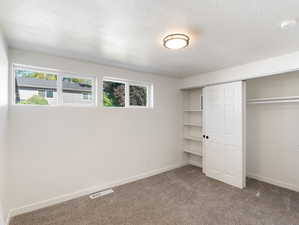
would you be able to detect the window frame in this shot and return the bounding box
[102,77,153,109]
[12,64,97,107]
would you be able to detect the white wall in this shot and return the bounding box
[8,49,184,215]
[0,30,9,224]
[182,51,299,89]
[247,71,299,191]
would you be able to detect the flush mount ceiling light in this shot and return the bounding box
[281,19,297,29]
[163,34,190,49]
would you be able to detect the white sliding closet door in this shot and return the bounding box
[203,81,246,188]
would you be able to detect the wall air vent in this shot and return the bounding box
[89,189,114,199]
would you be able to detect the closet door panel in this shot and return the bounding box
[223,144,243,186]
[205,141,223,179]
[204,81,245,188]
[203,84,225,180]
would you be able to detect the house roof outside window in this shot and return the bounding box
[16,77,92,92]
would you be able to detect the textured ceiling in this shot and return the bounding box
[0,0,299,77]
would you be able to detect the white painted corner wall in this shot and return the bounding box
[7,49,185,216]
[0,30,9,225]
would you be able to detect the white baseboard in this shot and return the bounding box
[189,161,202,168]
[247,173,299,193]
[188,156,202,168]
[0,202,10,225]
[0,208,3,225]
[5,214,10,225]
[9,162,186,218]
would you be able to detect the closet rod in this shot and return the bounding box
[248,99,299,104]
[247,96,299,104]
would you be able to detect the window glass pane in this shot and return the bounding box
[46,90,54,98]
[62,77,93,105]
[15,69,57,105]
[103,81,125,107]
[129,85,147,106]
[82,92,91,100]
[38,90,45,98]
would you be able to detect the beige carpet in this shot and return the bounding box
[10,166,299,225]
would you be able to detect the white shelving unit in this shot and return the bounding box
[184,135,203,142]
[184,149,202,156]
[182,88,203,168]
[183,122,202,127]
[183,108,202,112]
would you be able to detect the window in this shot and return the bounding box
[103,78,152,108]
[129,85,147,107]
[15,68,58,105]
[103,80,125,107]
[62,76,94,105]
[14,66,96,106]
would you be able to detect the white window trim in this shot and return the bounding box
[12,65,59,106]
[102,77,153,109]
[12,64,97,107]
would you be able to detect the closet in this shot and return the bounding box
[182,81,246,188]
[182,71,299,191]
[246,71,299,191]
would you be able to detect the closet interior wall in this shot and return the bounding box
[246,70,299,191]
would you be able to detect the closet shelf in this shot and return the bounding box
[247,96,299,104]
[183,107,202,112]
[184,136,203,142]
[184,149,202,156]
[183,123,202,127]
